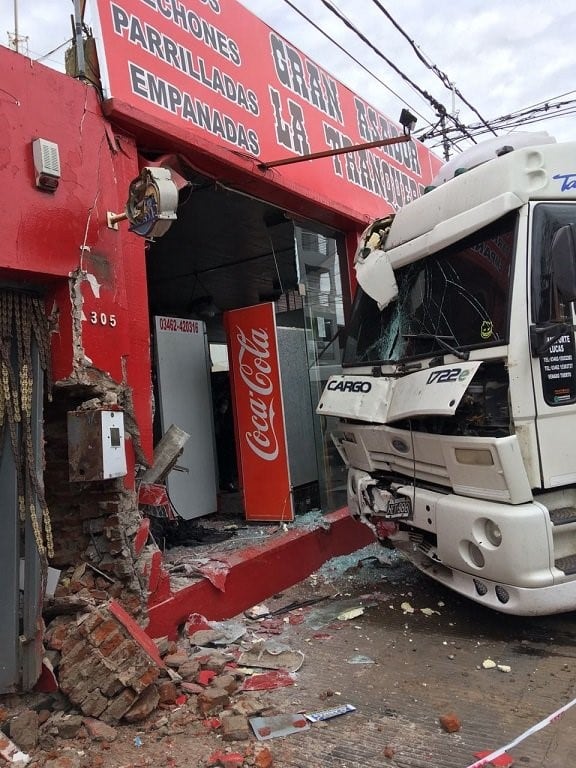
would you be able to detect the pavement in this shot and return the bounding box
[220,543,576,768]
[152,503,576,767]
[5,538,576,767]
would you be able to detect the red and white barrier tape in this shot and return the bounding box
[465,693,576,768]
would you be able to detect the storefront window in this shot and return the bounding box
[294,226,348,512]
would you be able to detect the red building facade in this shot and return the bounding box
[1,0,441,692]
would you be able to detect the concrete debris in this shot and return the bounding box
[7,711,38,752]
[482,659,497,669]
[193,560,231,592]
[0,733,30,765]
[82,718,118,742]
[337,607,365,621]
[346,654,375,664]
[221,714,251,741]
[497,664,512,673]
[420,607,440,616]
[244,604,270,620]
[238,641,305,673]
[400,601,415,614]
[189,621,247,647]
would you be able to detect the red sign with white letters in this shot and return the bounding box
[225,303,293,521]
[90,0,441,221]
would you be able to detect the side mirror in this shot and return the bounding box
[552,224,576,302]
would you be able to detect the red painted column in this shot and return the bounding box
[146,508,375,639]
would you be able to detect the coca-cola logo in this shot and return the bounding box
[236,325,279,461]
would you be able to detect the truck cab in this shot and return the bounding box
[318,135,576,615]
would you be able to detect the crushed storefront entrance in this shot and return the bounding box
[0,0,444,762]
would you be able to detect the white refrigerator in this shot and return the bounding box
[153,316,218,519]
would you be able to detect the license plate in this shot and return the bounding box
[386,497,412,519]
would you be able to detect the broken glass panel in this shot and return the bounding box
[344,212,517,366]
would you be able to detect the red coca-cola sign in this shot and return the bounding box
[225,303,293,521]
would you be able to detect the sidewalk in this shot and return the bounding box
[146,507,375,638]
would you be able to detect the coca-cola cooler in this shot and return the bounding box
[225,303,319,521]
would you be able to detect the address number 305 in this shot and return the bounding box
[89,311,117,327]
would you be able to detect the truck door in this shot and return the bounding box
[530,203,576,488]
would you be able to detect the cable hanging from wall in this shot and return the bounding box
[0,290,54,562]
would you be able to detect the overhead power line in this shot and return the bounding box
[315,0,477,148]
[370,0,496,137]
[34,38,73,63]
[418,94,576,151]
[280,0,431,127]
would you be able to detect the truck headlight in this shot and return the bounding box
[484,519,502,547]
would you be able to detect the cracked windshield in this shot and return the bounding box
[344,212,517,366]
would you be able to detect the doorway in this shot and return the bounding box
[145,165,348,521]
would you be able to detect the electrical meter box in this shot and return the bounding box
[67,409,127,482]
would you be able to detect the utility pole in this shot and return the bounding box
[13,0,18,52]
[8,0,29,56]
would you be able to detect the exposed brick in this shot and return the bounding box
[123,684,160,723]
[60,639,92,666]
[78,689,108,718]
[207,751,245,768]
[100,689,137,723]
[45,623,69,651]
[137,666,161,690]
[90,619,120,647]
[83,718,118,742]
[59,657,102,697]
[99,630,125,658]
[100,675,124,699]
[158,680,178,704]
[439,713,461,733]
[89,589,110,601]
[107,639,135,666]
[78,611,105,637]
[108,599,164,666]
[254,746,274,768]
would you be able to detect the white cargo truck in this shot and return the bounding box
[318,133,576,615]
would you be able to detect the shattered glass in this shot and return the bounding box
[344,212,517,366]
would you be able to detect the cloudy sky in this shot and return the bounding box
[2,0,574,159]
